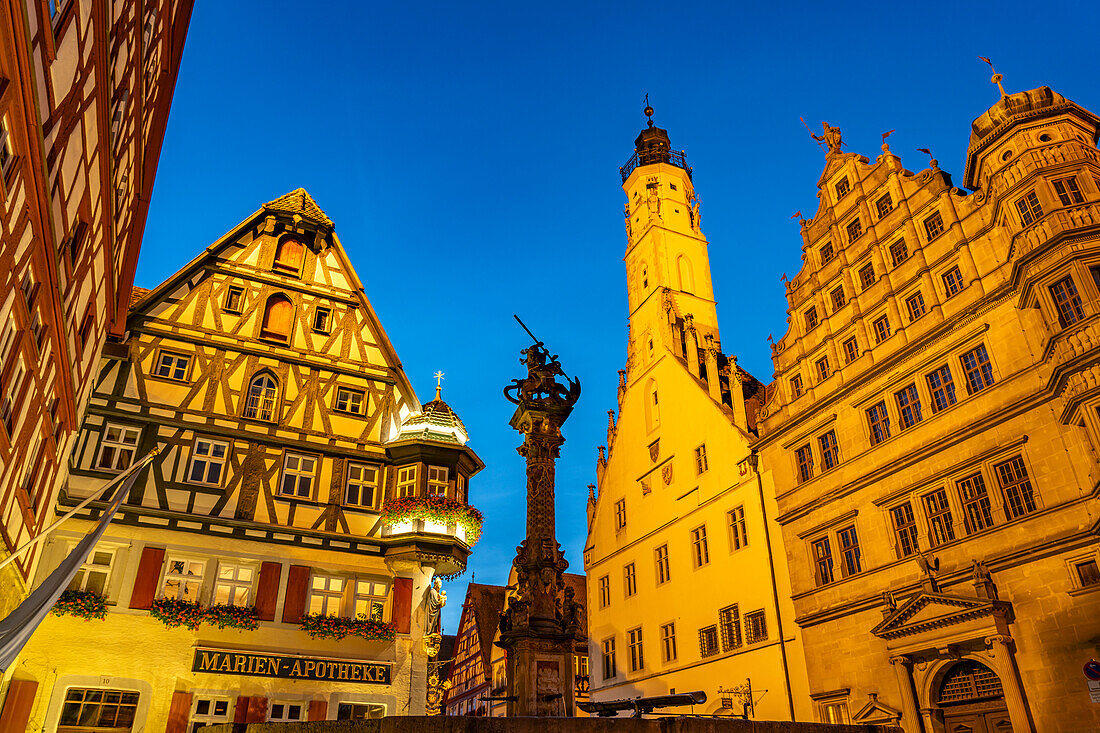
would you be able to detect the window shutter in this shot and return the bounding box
[261,295,293,339]
[128,546,165,609]
[0,679,38,733]
[391,576,413,634]
[246,697,268,723]
[233,697,250,724]
[254,562,283,622]
[165,691,192,733]
[307,700,327,721]
[281,565,311,623]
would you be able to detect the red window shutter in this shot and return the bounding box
[233,697,250,724]
[307,700,327,721]
[165,691,192,733]
[392,576,413,634]
[254,562,282,622]
[281,565,311,623]
[128,546,165,609]
[246,696,268,723]
[0,680,38,733]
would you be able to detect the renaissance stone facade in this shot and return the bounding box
[755,82,1100,732]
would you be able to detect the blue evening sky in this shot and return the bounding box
[138,1,1099,633]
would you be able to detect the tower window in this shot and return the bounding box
[889,239,909,266]
[1014,191,1043,226]
[273,237,305,275]
[641,266,648,289]
[924,211,945,240]
[1053,176,1084,205]
[845,218,863,243]
[834,177,850,199]
[876,193,894,218]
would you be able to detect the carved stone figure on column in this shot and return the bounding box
[425,576,446,636]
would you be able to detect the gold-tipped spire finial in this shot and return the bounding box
[643,93,654,128]
[433,371,445,400]
[979,56,1007,98]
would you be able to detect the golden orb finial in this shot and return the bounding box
[643,93,654,128]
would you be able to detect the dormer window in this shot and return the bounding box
[273,236,304,275]
[260,294,293,342]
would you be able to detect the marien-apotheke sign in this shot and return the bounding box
[193,648,390,685]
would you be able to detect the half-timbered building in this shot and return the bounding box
[7,189,484,732]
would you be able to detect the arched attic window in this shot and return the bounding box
[273,236,305,275]
[243,372,279,421]
[260,294,294,342]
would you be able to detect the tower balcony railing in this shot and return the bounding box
[619,149,692,182]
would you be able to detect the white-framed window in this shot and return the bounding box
[694,444,708,474]
[189,697,232,733]
[59,689,140,732]
[345,462,380,509]
[213,563,254,606]
[308,575,345,616]
[353,579,388,621]
[153,351,191,381]
[268,702,303,723]
[161,557,205,601]
[243,373,279,421]
[427,466,448,497]
[334,386,364,414]
[396,465,417,498]
[96,424,140,471]
[187,437,229,486]
[336,703,386,720]
[68,549,114,596]
[279,452,317,498]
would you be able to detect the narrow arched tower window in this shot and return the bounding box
[243,373,279,421]
[645,381,660,431]
[677,255,695,294]
[260,294,294,341]
[273,236,305,274]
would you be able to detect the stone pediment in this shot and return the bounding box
[871,592,1010,641]
[852,693,901,724]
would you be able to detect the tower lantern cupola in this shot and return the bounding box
[620,100,692,182]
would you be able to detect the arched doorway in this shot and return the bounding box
[936,661,1013,733]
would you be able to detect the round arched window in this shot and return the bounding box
[936,661,1004,705]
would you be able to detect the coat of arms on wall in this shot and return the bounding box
[649,440,660,462]
[662,463,673,485]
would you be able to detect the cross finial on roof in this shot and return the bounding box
[434,371,445,400]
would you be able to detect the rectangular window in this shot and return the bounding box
[895,384,923,429]
[154,351,191,381]
[923,488,956,546]
[1015,190,1043,226]
[926,365,958,413]
[821,701,852,725]
[719,604,742,651]
[161,558,204,601]
[924,211,945,239]
[308,575,345,616]
[313,306,333,333]
[268,703,303,723]
[334,386,365,414]
[1050,277,1085,326]
[835,177,850,198]
[691,525,709,568]
[427,466,449,497]
[876,193,894,218]
[694,444,708,474]
[1093,265,1100,293]
[830,286,845,311]
[727,506,748,550]
[396,465,418,497]
[889,239,909,266]
[789,374,804,398]
[345,462,380,508]
[699,625,720,657]
[660,622,677,662]
[995,456,1037,519]
[960,345,995,394]
[213,563,254,606]
[68,549,113,596]
[813,537,834,586]
[805,306,819,330]
[1076,560,1100,588]
[623,563,637,597]
[60,689,140,732]
[0,114,14,176]
[598,575,610,608]
[957,473,994,533]
[843,336,859,363]
[942,266,964,297]
[846,218,863,243]
[891,502,919,558]
[859,263,876,290]
[818,430,839,471]
[190,697,232,733]
[628,627,644,672]
[353,580,387,621]
[655,545,670,585]
[815,356,829,381]
[96,424,141,471]
[615,498,627,530]
[336,703,385,721]
[838,525,861,576]
[820,241,835,265]
[906,291,927,321]
[867,401,891,445]
[744,610,768,644]
[279,452,317,498]
[796,444,814,483]
[1053,176,1085,205]
[188,438,229,486]
[223,286,244,313]
[601,637,616,680]
[873,315,891,343]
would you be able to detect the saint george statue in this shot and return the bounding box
[425,577,446,635]
[811,121,844,155]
